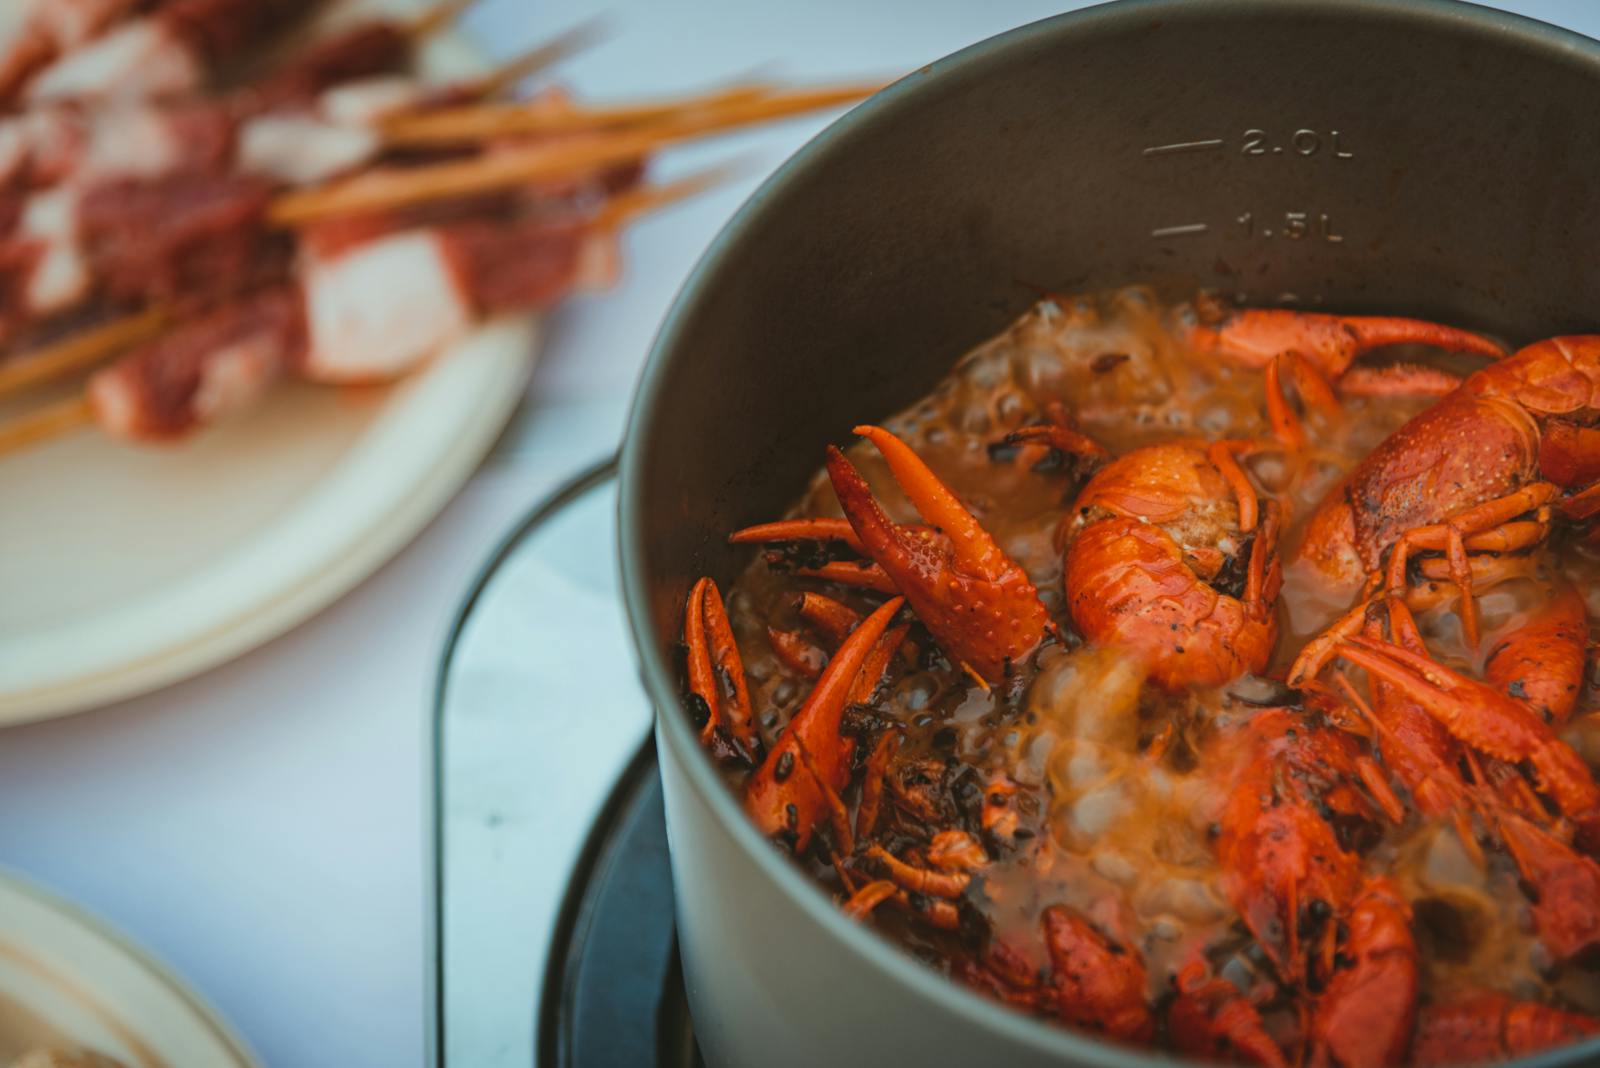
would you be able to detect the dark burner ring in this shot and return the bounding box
[537,740,702,1067]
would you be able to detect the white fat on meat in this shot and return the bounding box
[191,332,285,426]
[27,20,201,103]
[319,76,430,127]
[19,187,88,315]
[238,114,378,184]
[0,108,82,186]
[79,104,188,179]
[85,362,138,436]
[302,231,474,382]
[239,76,430,183]
[0,117,29,182]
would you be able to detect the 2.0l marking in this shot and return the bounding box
[1143,129,1355,158]
[1240,128,1353,158]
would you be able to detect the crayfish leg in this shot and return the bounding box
[1002,413,1110,470]
[1192,308,1506,447]
[1337,635,1600,844]
[1380,482,1559,649]
[1189,309,1506,375]
[1265,353,1341,450]
[840,879,898,921]
[795,591,864,646]
[853,729,897,841]
[1288,599,1374,686]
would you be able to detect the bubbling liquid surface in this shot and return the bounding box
[710,287,1600,1058]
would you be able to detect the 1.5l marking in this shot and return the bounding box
[1236,211,1344,242]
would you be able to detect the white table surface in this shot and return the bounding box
[0,1,1595,1066]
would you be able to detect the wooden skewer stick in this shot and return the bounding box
[0,22,600,404]
[470,18,608,98]
[0,306,168,400]
[594,161,745,230]
[384,80,771,145]
[272,82,881,225]
[0,395,91,456]
[408,0,478,38]
[0,163,739,459]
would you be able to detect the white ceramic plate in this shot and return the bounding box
[0,870,257,1067]
[0,1,539,723]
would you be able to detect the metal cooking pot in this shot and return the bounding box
[619,1,1600,1064]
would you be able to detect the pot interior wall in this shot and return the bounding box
[631,0,1600,644]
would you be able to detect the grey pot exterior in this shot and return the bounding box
[622,1,1600,1066]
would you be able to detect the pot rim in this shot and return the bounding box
[618,1,1600,1063]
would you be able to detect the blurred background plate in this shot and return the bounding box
[0,868,257,1068]
[0,0,540,723]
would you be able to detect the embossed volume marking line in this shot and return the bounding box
[1142,139,1225,157]
[1150,223,1209,238]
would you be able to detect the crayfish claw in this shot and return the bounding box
[1189,308,1507,375]
[1307,879,1418,1068]
[1484,584,1588,727]
[850,424,1007,578]
[826,427,1049,684]
[1413,992,1600,1067]
[743,596,904,852]
[683,577,756,751]
[1191,308,1507,450]
[1041,905,1155,1044]
[1167,961,1287,1068]
[1497,813,1600,962]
